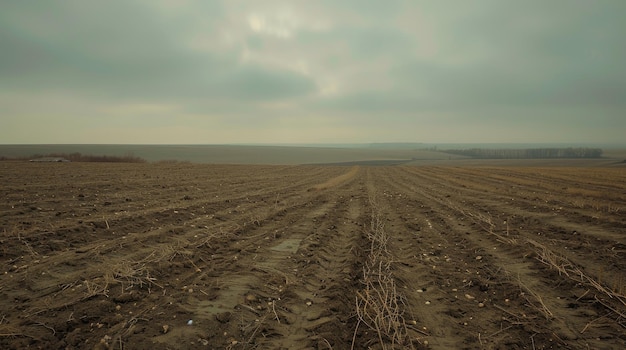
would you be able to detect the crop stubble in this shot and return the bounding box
[0,162,624,349]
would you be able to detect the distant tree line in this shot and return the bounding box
[46,152,147,163]
[442,147,603,159]
[1,152,147,163]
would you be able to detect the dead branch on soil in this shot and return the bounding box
[526,240,572,277]
[112,260,161,291]
[517,277,553,320]
[16,231,39,257]
[0,324,35,339]
[353,195,415,350]
[270,300,281,323]
[593,296,626,321]
[466,211,496,235]
[355,261,411,349]
[580,316,607,334]
[194,227,234,248]
[160,242,203,272]
[83,278,111,298]
[444,202,517,245]
[366,208,390,260]
[32,322,56,335]
[95,305,152,348]
[527,239,626,313]
[243,314,269,350]
[22,255,162,317]
[492,303,535,323]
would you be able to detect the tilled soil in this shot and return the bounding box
[0,162,624,349]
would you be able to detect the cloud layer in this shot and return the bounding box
[1,0,625,144]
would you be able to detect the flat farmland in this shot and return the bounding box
[0,162,624,349]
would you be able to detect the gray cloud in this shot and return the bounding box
[0,1,315,103]
[1,0,624,144]
[310,1,626,115]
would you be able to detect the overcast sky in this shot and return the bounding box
[1,0,625,144]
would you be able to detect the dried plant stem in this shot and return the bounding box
[243,314,268,350]
[271,301,280,324]
[353,194,414,349]
[518,277,553,320]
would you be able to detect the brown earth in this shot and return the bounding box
[0,162,624,349]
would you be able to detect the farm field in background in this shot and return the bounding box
[2,144,626,166]
[0,144,453,165]
[0,162,624,349]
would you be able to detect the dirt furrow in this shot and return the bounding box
[3,175,320,293]
[252,180,368,348]
[395,167,626,286]
[151,172,366,349]
[373,167,539,348]
[363,168,464,349]
[379,167,625,348]
[0,165,350,349]
[399,167,625,229]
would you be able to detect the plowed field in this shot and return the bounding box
[1,162,624,349]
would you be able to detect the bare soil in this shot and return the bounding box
[0,162,624,349]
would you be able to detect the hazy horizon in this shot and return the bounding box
[2,142,626,148]
[2,1,625,144]
[3,143,625,165]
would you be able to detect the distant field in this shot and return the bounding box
[0,144,457,165]
[405,157,626,167]
[1,144,624,166]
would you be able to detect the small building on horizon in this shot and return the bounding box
[29,157,71,162]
